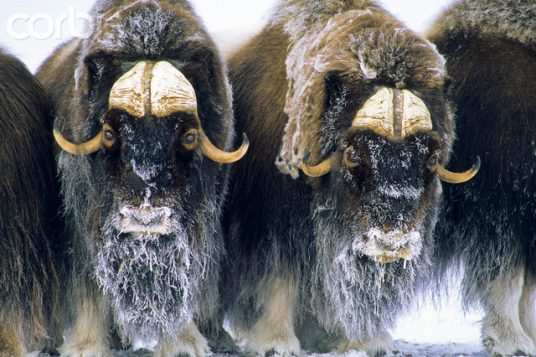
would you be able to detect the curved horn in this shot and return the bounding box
[53,129,103,155]
[437,156,481,184]
[300,154,333,177]
[198,128,249,164]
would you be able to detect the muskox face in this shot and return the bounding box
[331,129,441,263]
[305,85,478,264]
[54,59,247,340]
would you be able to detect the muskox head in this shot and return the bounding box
[276,8,479,265]
[301,86,479,263]
[50,0,247,342]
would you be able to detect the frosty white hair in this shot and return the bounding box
[310,194,432,340]
[429,0,536,47]
[95,204,204,342]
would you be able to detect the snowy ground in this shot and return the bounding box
[34,284,500,357]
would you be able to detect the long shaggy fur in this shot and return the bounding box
[310,153,439,341]
[37,0,234,352]
[428,0,536,49]
[225,0,454,353]
[272,0,449,177]
[429,0,536,354]
[0,49,62,354]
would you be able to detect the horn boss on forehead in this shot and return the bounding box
[108,61,148,118]
[150,61,198,117]
[54,60,248,163]
[301,87,478,182]
[351,87,432,139]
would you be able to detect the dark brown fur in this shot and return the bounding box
[0,49,62,355]
[429,0,536,354]
[37,0,236,354]
[224,0,454,354]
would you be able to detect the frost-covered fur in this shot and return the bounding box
[429,0,536,355]
[272,0,448,177]
[428,0,536,48]
[225,0,454,355]
[310,177,437,342]
[37,0,233,354]
[96,199,220,343]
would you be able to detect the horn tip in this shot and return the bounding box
[473,156,481,172]
[241,132,250,148]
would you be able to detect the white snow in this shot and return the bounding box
[311,350,368,357]
[393,292,484,344]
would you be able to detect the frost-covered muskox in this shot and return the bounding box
[37,0,248,355]
[0,49,62,356]
[223,0,479,355]
[429,0,536,355]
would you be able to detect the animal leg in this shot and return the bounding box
[0,322,26,357]
[244,277,300,356]
[60,296,111,357]
[154,321,210,357]
[481,266,536,356]
[337,329,393,356]
[519,269,536,346]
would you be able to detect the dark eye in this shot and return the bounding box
[181,129,198,150]
[343,146,360,168]
[183,133,195,144]
[426,152,440,171]
[102,123,117,150]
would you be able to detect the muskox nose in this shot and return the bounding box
[374,230,405,250]
[382,224,393,234]
[361,228,423,262]
[119,205,172,235]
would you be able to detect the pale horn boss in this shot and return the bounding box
[301,87,479,181]
[54,60,248,163]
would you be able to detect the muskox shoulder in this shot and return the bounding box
[429,0,536,227]
[428,0,536,48]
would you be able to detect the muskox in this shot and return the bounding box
[36,0,247,355]
[223,0,478,355]
[429,0,536,355]
[0,49,62,355]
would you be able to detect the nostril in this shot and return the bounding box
[131,196,142,206]
[152,197,165,206]
[382,225,392,234]
[376,241,393,251]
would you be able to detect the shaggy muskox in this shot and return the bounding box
[429,0,536,355]
[37,0,247,355]
[0,49,62,355]
[223,0,478,355]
